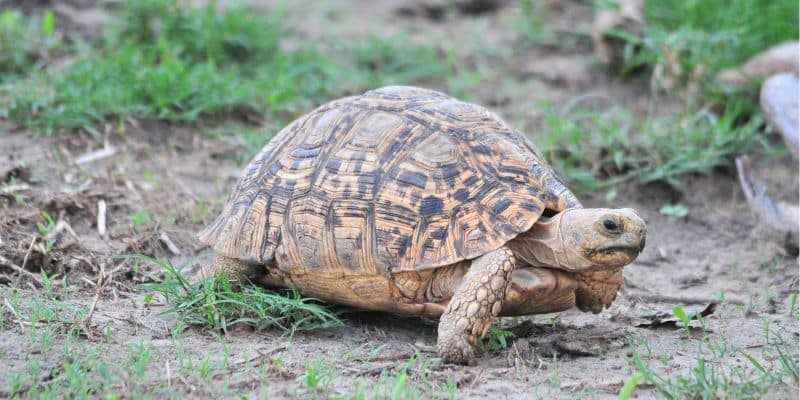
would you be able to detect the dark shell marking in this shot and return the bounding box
[198,86,579,277]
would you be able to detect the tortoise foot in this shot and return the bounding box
[437,247,514,365]
[438,334,475,366]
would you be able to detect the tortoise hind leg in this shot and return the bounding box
[437,247,515,365]
[200,255,263,287]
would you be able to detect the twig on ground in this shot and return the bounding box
[44,219,80,243]
[345,362,395,377]
[1,255,46,286]
[74,140,117,165]
[561,377,654,392]
[626,290,744,306]
[628,303,717,329]
[97,199,107,236]
[20,236,36,272]
[229,344,288,369]
[83,263,109,336]
[123,179,143,200]
[3,298,28,329]
[159,231,182,255]
[1,183,30,194]
[468,368,484,389]
[361,352,413,363]
[205,344,288,380]
[166,360,172,388]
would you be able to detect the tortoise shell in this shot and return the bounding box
[199,86,580,276]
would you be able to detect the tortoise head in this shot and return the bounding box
[559,208,646,269]
[510,208,646,271]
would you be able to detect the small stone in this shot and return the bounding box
[718,41,799,89]
[761,74,799,158]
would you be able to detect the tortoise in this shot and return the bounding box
[198,86,647,365]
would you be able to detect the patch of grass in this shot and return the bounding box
[277,349,460,399]
[129,208,152,229]
[515,0,552,44]
[36,210,57,253]
[618,0,798,101]
[0,0,450,137]
[659,203,688,218]
[0,286,245,398]
[758,257,781,275]
[347,33,449,89]
[564,0,797,192]
[136,255,343,335]
[110,0,284,68]
[538,101,765,192]
[644,0,797,70]
[0,9,60,81]
[3,35,293,135]
[348,352,458,400]
[537,103,638,192]
[627,328,799,399]
[618,372,644,400]
[477,325,515,352]
[298,359,336,398]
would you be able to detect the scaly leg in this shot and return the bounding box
[437,247,515,365]
[200,255,263,287]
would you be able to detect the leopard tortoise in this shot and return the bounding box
[198,86,647,365]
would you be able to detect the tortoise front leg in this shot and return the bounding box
[437,247,514,365]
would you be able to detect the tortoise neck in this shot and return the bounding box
[509,211,589,270]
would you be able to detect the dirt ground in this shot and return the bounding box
[1,1,798,398]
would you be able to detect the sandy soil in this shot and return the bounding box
[1,1,798,398]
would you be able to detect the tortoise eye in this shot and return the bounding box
[603,219,619,232]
